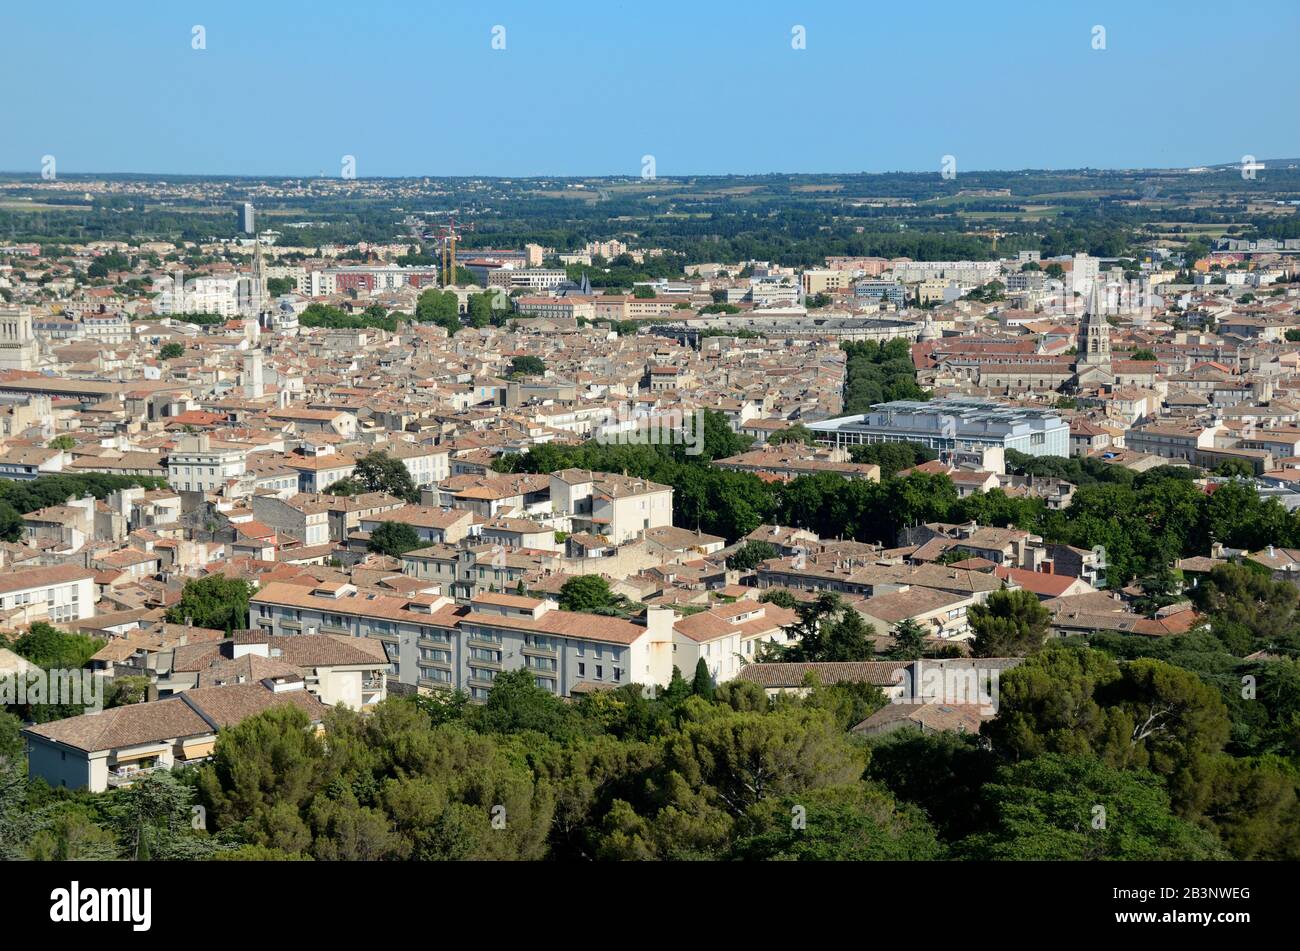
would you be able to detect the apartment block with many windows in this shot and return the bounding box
[0,563,97,625]
[250,582,674,698]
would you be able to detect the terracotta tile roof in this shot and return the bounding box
[0,563,97,595]
[851,702,988,734]
[24,697,211,752]
[736,661,912,689]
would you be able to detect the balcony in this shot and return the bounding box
[106,764,166,787]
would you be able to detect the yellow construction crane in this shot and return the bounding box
[438,216,474,287]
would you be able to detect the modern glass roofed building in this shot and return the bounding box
[807,398,1069,458]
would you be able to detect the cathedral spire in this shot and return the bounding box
[1076,280,1111,369]
[1086,279,1102,318]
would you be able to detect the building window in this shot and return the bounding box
[577,662,585,677]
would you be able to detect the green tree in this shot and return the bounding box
[767,425,816,446]
[510,355,545,377]
[160,342,185,360]
[969,588,1050,657]
[110,769,221,860]
[14,621,102,668]
[1190,563,1298,654]
[25,808,119,861]
[558,575,617,613]
[352,451,419,502]
[691,658,715,700]
[730,783,944,860]
[725,540,777,571]
[867,729,998,841]
[984,646,1231,812]
[166,576,255,631]
[415,288,461,335]
[780,593,875,662]
[0,711,23,763]
[957,754,1229,860]
[367,521,422,557]
[887,618,928,660]
[470,669,584,742]
[198,704,326,844]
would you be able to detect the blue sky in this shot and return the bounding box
[2,0,1297,177]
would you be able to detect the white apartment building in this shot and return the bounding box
[82,312,132,344]
[549,469,674,544]
[250,584,675,698]
[888,261,1003,284]
[159,275,242,316]
[0,564,97,625]
[1071,252,1100,296]
[167,434,247,492]
[750,279,801,307]
[384,441,450,487]
[671,601,798,684]
[487,268,568,291]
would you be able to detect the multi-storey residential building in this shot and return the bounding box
[750,279,801,307]
[160,274,242,316]
[512,296,597,321]
[314,265,441,294]
[250,493,332,546]
[82,311,132,344]
[359,505,474,545]
[800,269,851,296]
[549,469,674,544]
[167,434,246,492]
[0,445,67,481]
[487,268,567,291]
[917,279,960,305]
[383,440,450,487]
[593,295,679,320]
[153,632,389,709]
[1006,270,1045,293]
[1125,422,1218,463]
[888,261,1002,283]
[0,563,97,626]
[671,600,798,683]
[250,584,674,698]
[855,586,978,641]
[284,450,356,493]
[854,280,907,306]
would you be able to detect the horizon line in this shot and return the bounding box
[0,160,1290,182]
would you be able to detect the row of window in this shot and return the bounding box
[576,662,622,682]
[3,585,78,610]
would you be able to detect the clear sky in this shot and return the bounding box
[3,0,1297,177]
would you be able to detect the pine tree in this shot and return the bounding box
[692,658,715,700]
[888,619,928,660]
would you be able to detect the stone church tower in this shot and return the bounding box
[1070,284,1115,392]
[1076,283,1111,368]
